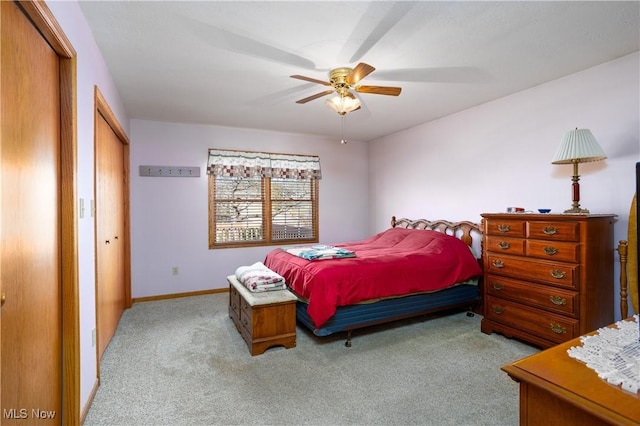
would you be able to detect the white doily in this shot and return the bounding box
[567,315,640,394]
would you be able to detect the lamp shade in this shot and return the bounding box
[551,128,607,164]
[324,95,360,115]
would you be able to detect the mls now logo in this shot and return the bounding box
[3,408,56,420]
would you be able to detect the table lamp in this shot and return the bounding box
[551,128,607,214]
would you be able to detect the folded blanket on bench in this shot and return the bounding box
[286,245,356,261]
[235,262,286,292]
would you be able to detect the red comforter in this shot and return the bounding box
[263,227,482,328]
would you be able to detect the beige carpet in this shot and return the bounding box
[84,293,538,425]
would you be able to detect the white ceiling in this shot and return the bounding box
[78,1,639,142]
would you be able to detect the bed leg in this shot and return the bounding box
[345,330,352,347]
[467,298,480,317]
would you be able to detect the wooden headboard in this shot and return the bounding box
[391,216,482,251]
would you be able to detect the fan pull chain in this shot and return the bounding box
[340,115,348,144]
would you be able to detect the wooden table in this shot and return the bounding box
[502,324,640,426]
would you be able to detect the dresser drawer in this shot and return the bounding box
[486,254,578,289]
[485,296,579,343]
[486,274,578,316]
[485,219,526,237]
[525,240,580,263]
[527,221,580,242]
[486,236,525,256]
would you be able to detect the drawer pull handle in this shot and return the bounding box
[242,318,248,326]
[492,260,505,268]
[498,241,511,250]
[549,295,567,306]
[492,282,504,291]
[550,269,567,279]
[497,224,511,233]
[543,246,559,256]
[492,306,504,315]
[543,226,558,235]
[550,323,567,334]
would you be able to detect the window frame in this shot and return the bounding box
[208,173,319,249]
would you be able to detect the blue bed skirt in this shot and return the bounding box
[296,284,480,337]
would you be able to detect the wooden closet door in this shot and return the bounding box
[95,113,126,360]
[1,1,62,423]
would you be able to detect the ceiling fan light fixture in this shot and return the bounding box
[324,95,360,115]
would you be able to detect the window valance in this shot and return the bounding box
[207,149,322,180]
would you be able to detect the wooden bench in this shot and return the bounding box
[227,275,297,355]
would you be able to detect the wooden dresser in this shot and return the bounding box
[480,213,615,348]
[502,322,640,426]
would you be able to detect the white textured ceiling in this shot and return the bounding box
[78,1,639,142]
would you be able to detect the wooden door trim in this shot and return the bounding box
[15,1,80,424]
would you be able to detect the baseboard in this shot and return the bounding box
[81,377,100,424]
[132,288,228,304]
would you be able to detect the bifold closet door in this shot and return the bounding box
[95,112,126,360]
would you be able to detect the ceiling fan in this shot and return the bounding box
[290,63,401,114]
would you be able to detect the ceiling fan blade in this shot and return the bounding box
[295,90,335,104]
[290,75,332,86]
[355,85,402,96]
[347,63,376,85]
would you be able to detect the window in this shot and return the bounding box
[207,149,321,248]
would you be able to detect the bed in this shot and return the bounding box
[263,216,483,345]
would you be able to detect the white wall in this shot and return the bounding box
[369,52,640,320]
[129,121,369,298]
[46,0,130,415]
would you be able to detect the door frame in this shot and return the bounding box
[93,86,132,377]
[9,1,80,424]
